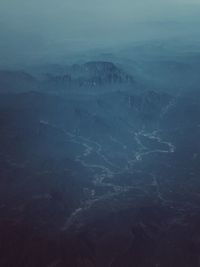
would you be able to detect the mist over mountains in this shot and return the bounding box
[1,0,200,265]
[1,0,200,66]
[0,39,200,266]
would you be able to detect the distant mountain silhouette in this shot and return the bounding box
[0,70,37,92]
[45,61,134,88]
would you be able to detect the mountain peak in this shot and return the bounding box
[46,61,134,88]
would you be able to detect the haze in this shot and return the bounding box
[0,0,200,65]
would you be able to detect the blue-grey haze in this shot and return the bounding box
[0,0,200,65]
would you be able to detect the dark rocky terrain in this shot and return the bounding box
[0,60,200,266]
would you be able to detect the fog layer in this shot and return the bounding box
[0,0,200,65]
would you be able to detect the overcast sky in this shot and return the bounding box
[0,0,200,65]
